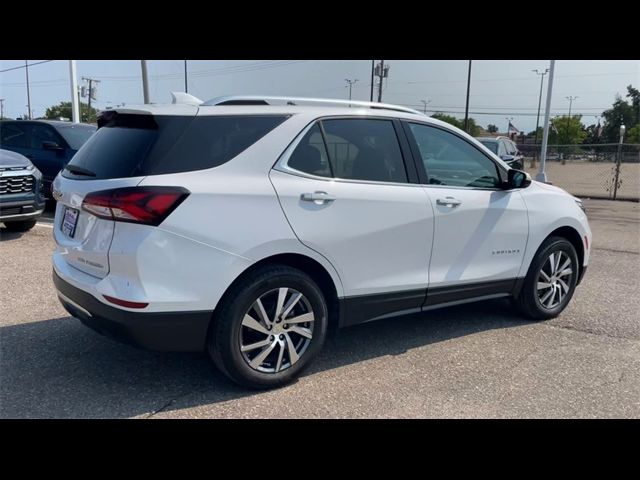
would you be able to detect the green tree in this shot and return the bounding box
[627,124,640,143]
[601,85,638,143]
[549,115,587,145]
[431,113,480,136]
[487,124,498,133]
[44,101,98,124]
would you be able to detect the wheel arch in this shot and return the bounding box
[546,226,585,275]
[207,253,342,344]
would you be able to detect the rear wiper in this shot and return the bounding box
[64,164,96,177]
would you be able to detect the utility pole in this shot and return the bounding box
[25,60,32,119]
[537,60,556,183]
[184,60,188,93]
[564,95,578,143]
[345,78,359,101]
[563,95,578,164]
[0,98,4,119]
[420,99,431,114]
[375,61,389,103]
[82,77,101,121]
[370,60,375,102]
[68,61,80,123]
[141,60,150,104]
[464,60,472,132]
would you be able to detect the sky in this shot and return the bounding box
[1,60,638,133]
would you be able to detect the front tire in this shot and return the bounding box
[209,265,328,389]
[3,219,37,232]
[513,236,579,320]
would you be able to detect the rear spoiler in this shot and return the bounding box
[170,92,203,106]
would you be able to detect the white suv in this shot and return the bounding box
[52,95,591,389]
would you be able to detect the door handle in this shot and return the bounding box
[436,196,462,207]
[301,191,336,204]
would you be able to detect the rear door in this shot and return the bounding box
[270,117,434,321]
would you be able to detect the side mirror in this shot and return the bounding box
[507,169,531,189]
[42,141,63,151]
[501,154,515,161]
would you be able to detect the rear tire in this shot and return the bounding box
[3,219,37,232]
[513,236,579,320]
[208,265,328,389]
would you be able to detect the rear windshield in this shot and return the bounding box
[62,113,288,180]
[479,140,498,154]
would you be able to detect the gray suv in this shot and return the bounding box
[476,136,524,170]
[0,149,46,232]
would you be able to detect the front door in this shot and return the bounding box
[403,121,528,304]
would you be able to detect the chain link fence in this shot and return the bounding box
[518,144,640,201]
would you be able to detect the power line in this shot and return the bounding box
[0,60,54,73]
[398,71,638,85]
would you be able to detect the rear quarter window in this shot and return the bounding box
[63,114,288,180]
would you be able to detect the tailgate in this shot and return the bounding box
[52,175,144,278]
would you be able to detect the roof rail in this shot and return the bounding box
[201,95,424,115]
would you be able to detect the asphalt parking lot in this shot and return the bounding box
[1,199,638,418]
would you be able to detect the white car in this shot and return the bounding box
[52,95,591,389]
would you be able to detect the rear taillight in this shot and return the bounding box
[82,186,189,226]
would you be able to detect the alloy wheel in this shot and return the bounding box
[536,251,573,309]
[239,288,315,373]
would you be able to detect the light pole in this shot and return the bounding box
[532,68,549,146]
[537,60,556,183]
[420,99,431,114]
[370,60,375,102]
[184,60,188,93]
[464,60,472,132]
[141,60,150,104]
[563,95,578,164]
[345,78,359,101]
[25,60,32,119]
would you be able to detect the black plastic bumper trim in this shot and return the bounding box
[53,269,212,352]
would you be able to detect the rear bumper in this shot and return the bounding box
[53,269,212,352]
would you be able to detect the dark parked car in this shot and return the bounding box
[0,149,46,231]
[476,136,524,170]
[0,120,96,195]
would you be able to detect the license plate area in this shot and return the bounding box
[61,207,79,238]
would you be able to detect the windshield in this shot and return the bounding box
[478,140,498,154]
[56,124,97,150]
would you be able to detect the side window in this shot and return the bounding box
[287,123,332,177]
[29,125,61,149]
[321,119,408,183]
[408,123,501,188]
[509,140,519,155]
[0,123,28,148]
[497,141,507,157]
